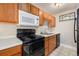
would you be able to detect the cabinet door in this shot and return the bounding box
[30,4,39,16]
[51,16,56,27]
[0,4,18,23]
[48,16,56,27]
[43,12,49,20]
[49,36,56,53]
[45,38,49,56]
[13,53,22,56]
[0,45,22,56]
[39,10,45,26]
[0,4,7,22]
[19,3,30,13]
[45,48,49,56]
[6,4,18,23]
[48,16,51,27]
[45,38,49,48]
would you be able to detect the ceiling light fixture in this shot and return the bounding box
[54,3,64,8]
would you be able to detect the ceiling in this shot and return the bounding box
[32,3,79,15]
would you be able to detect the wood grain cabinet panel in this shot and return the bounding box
[6,4,18,23]
[0,45,22,56]
[19,3,39,16]
[48,15,52,27]
[51,16,56,27]
[43,12,49,19]
[45,48,49,56]
[19,3,30,13]
[49,36,56,53]
[39,11,56,27]
[44,35,56,56]
[48,16,56,27]
[0,3,18,23]
[45,38,49,49]
[45,37,49,56]
[30,4,39,16]
[0,4,7,22]
[13,53,22,56]
[39,10,45,26]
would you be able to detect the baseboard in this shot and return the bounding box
[60,44,77,51]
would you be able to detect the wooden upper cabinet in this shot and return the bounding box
[48,15,56,27]
[0,4,7,22]
[19,3,39,16]
[43,12,49,20]
[19,3,30,13]
[30,4,39,16]
[48,16,52,27]
[0,4,18,23]
[51,16,56,27]
[6,4,18,23]
[39,11,56,27]
[39,10,45,26]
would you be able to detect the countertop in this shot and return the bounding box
[0,36,22,50]
[36,32,60,37]
[0,31,59,50]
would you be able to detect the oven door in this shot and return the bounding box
[23,39,44,56]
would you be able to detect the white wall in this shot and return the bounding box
[0,22,17,37]
[54,9,77,48]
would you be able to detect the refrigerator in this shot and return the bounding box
[77,8,79,56]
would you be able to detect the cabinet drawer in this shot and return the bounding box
[0,45,22,56]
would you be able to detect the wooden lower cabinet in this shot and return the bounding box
[45,48,49,56]
[49,36,56,53]
[45,37,49,56]
[13,52,22,56]
[45,38,49,48]
[44,35,56,56]
[0,45,22,56]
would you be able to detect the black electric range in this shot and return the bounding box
[17,29,44,56]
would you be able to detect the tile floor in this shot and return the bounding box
[49,45,77,56]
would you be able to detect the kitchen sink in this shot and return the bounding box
[41,33,54,35]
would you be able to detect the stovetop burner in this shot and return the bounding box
[17,29,44,44]
[18,35,44,44]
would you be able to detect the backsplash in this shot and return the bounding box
[0,23,17,37]
[36,25,55,34]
